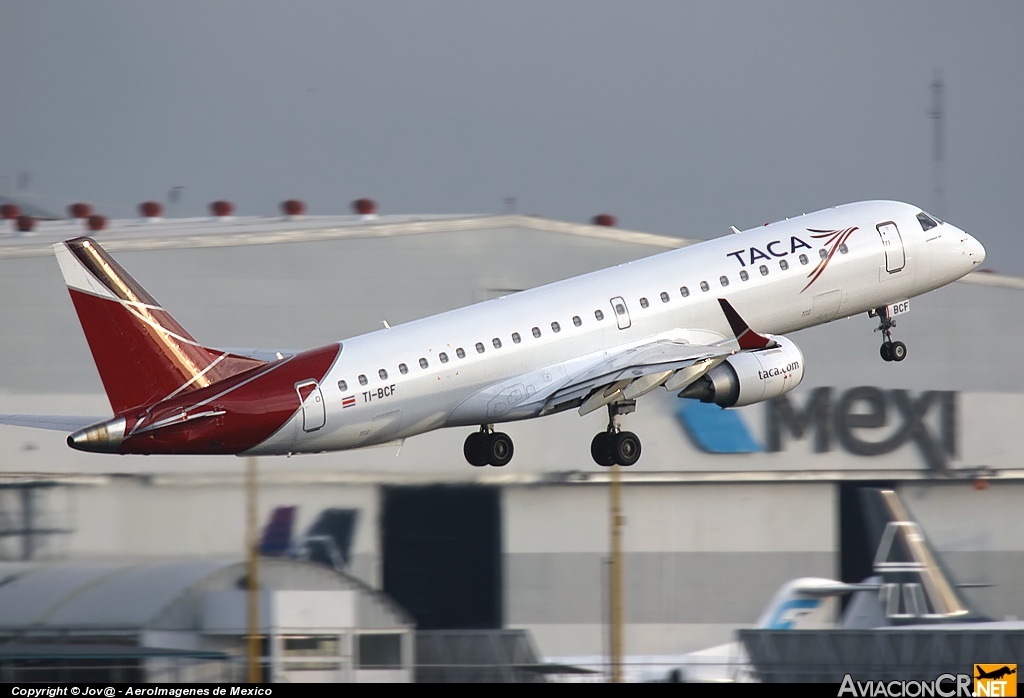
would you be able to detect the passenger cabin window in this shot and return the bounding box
[419,357,428,369]
[615,303,627,316]
[739,270,749,281]
[799,254,809,265]
[358,374,368,386]
[917,212,938,231]
[379,369,388,380]
[759,265,769,276]
[475,342,485,353]
[595,309,605,321]
[338,380,348,391]
[699,281,710,292]
[680,286,690,298]
[639,297,649,308]
[439,352,449,363]
[492,337,502,349]
[551,321,561,333]
[573,315,582,327]
[779,259,789,270]
[456,347,466,359]
[512,332,522,343]
[660,292,670,303]
[819,248,828,260]
[532,327,542,338]
[719,276,729,287]
[839,243,849,254]
[399,363,408,375]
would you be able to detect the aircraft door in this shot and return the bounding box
[877,221,906,273]
[295,379,326,432]
[610,296,631,330]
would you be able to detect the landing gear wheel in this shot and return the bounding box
[612,431,641,466]
[890,341,907,362]
[873,307,906,363]
[464,432,488,467]
[485,432,514,467]
[591,432,616,467]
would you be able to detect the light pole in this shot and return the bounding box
[609,463,624,683]
[246,456,261,683]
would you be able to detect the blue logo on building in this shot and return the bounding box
[675,401,763,453]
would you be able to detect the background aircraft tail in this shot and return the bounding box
[259,506,298,556]
[54,237,267,413]
[858,488,982,622]
[257,505,358,572]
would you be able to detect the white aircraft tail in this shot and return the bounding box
[754,578,863,630]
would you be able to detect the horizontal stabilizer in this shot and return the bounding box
[0,414,108,432]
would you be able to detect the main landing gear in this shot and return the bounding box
[464,426,514,467]
[872,306,907,362]
[591,401,641,467]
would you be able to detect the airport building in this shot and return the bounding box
[0,558,413,683]
[1,206,1023,678]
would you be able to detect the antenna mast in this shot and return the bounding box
[929,71,945,218]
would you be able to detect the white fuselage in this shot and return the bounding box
[248,201,984,455]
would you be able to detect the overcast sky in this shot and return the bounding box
[2,2,1022,271]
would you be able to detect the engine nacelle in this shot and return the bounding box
[678,336,804,408]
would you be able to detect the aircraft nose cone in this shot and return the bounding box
[967,234,986,267]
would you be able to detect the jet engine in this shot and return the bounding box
[678,336,804,408]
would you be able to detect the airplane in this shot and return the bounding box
[976,667,1017,681]
[655,488,1008,683]
[0,201,985,466]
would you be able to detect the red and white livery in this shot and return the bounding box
[3,201,985,467]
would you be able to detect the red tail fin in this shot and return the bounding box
[54,237,266,413]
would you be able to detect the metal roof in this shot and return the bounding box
[0,558,410,631]
[0,213,692,259]
[0,644,228,660]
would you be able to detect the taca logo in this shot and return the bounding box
[676,386,957,472]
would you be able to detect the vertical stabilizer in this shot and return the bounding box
[259,506,298,556]
[858,488,980,623]
[54,237,266,413]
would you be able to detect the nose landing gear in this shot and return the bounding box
[591,401,641,467]
[464,426,514,467]
[872,307,907,362]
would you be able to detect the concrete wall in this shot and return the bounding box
[504,482,836,656]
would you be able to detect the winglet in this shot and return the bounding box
[718,299,772,350]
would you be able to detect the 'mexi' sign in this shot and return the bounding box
[767,387,957,472]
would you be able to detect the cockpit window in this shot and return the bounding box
[916,212,938,231]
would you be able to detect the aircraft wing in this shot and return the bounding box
[0,414,108,432]
[452,300,777,423]
[547,298,776,415]
[544,330,738,415]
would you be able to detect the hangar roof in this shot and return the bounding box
[0,213,690,258]
[0,558,410,632]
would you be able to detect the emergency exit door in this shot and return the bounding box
[295,379,326,432]
[610,296,631,329]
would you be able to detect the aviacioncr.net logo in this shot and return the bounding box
[839,673,972,697]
